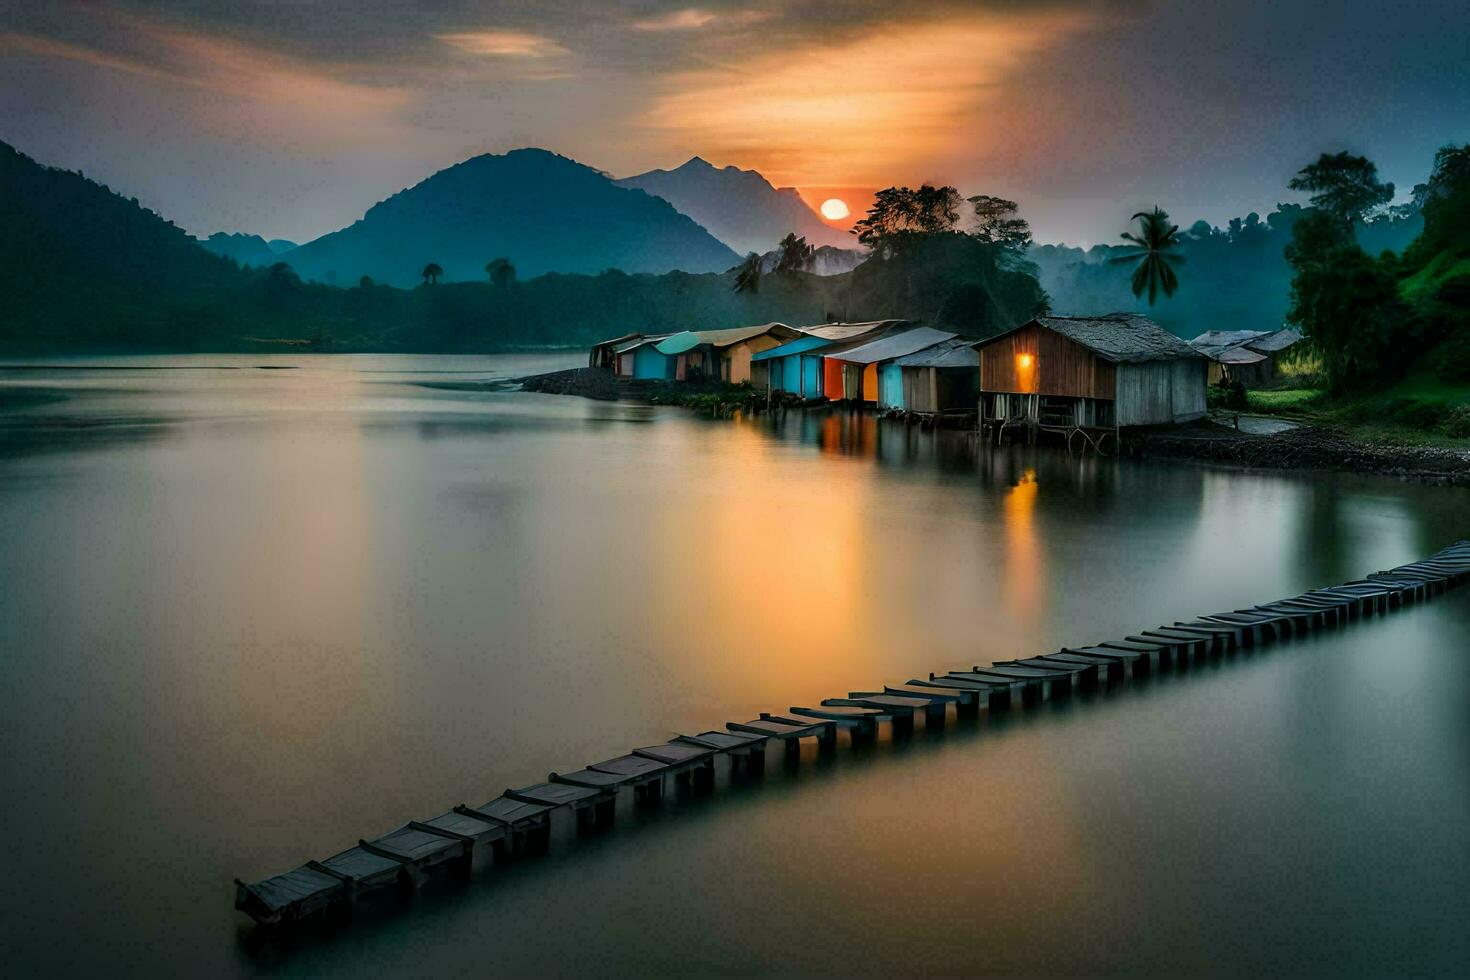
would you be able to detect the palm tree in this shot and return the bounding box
[1110,207,1183,304]
[732,252,762,294]
[421,262,443,285]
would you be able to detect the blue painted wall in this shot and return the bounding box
[800,356,823,398]
[781,356,801,394]
[633,345,674,379]
[879,363,905,409]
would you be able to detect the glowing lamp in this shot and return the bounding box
[1017,353,1034,369]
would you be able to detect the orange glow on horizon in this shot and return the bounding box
[636,11,1101,191]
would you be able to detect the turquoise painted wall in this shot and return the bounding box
[633,346,673,380]
[782,356,802,394]
[800,356,823,398]
[879,363,905,409]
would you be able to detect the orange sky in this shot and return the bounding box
[2,1,1462,243]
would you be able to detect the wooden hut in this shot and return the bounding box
[658,323,800,383]
[893,338,980,415]
[590,333,643,371]
[612,333,687,380]
[822,326,956,405]
[751,335,834,396]
[750,321,905,399]
[975,314,1206,441]
[612,336,654,378]
[1190,328,1303,386]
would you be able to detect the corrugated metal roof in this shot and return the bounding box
[798,320,909,341]
[751,335,832,362]
[591,332,644,351]
[826,326,958,365]
[615,335,663,354]
[892,337,979,369]
[692,322,799,348]
[980,314,1201,363]
[654,330,701,355]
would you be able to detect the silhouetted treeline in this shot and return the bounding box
[0,141,1045,352]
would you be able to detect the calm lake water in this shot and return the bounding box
[2,354,1467,977]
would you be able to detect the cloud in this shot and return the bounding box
[633,8,1104,187]
[631,7,772,32]
[0,15,409,115]
[434,30,569,58]
[0,31,176,84]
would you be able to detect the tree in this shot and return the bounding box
[1408,143,1470,257]
[1285,210,1407,392]
[358,275,374,289]
[732,252,762,294]
[1288,152,1394,227]
[967,195,1032,251]
[850,184,962,256]
[421,262,443,285]
[484,257,516,288]
[774,233,814,274]
[1110,207,1183,304]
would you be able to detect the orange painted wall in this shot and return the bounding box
[823,358,844,400]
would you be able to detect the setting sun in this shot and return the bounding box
[819,198,849,220]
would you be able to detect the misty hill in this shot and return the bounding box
[1030,206,1424,337]
[284,148,740,287]
[757,244,867,276]
[0,139,252,348]
[616,157,850,255]
[199,232,297,267]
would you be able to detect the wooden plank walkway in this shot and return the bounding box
[236,540,1470,927]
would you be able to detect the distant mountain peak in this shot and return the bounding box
[283,148,738,286]
[617,157,849,255]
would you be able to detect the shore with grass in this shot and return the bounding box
[1140,343,1469,483]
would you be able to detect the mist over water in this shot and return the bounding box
[1,354,1467,976]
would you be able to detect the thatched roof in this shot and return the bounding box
[1190,327,1303,360]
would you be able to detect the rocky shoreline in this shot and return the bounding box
[1131,423,1470,486]
[518,366,619,401]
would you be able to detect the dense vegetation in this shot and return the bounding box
[1206,145,1470,444]
[0,142,1043,353]
[3,134,1460,384]
[1030,204,1422,339]
[1284,146,1469,393]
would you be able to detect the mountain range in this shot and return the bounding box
[757,244,866,276]
[198,232,297,267]
[616,157,850,255]
[282,148,740,287]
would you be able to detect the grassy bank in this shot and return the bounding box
[1241,379,1470,447]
